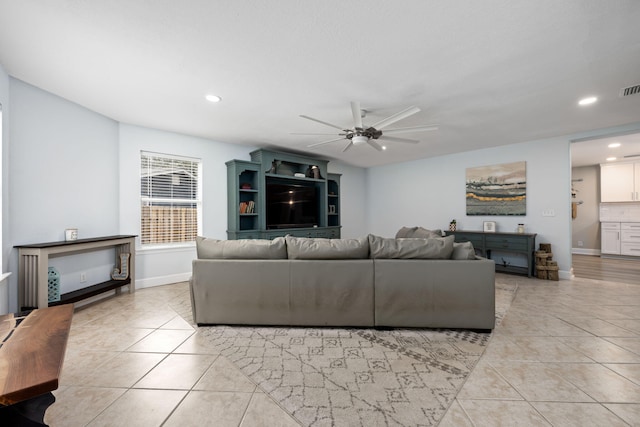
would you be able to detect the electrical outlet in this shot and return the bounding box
[80,272,87,283]
[577,240,584,247]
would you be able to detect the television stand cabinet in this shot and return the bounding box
[16,235,136,310]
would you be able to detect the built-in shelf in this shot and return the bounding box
[227,150,342,240]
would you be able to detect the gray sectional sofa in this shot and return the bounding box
[190,233,496,329]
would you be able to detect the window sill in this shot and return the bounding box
[137,243,196,255]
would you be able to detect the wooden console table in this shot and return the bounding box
[447,230,537,277]
[16,235,136,310]
[0,304,73,426]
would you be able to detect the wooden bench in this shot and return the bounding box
[0,304,74,426]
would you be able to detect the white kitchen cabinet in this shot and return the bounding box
[601,222,621,255]
[621,222,640,256]
[601,162,640,202]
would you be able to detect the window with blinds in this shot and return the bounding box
[140,151,202,246]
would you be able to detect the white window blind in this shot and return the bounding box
[140,151,202,246]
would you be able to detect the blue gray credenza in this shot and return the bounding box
[446,231,537,277]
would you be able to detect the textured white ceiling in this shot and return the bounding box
[1,0,639,167]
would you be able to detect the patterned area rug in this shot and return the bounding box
[192,280,517,426]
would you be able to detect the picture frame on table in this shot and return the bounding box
[483,221,496,232]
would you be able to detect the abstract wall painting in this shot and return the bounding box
[466,161,526,216]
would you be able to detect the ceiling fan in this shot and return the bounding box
[294,101,438,152]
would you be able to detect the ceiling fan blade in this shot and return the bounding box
[383,124,439,134]
[367,139,383,151]
[307,137,345,148]
[342,141,354,152]
[378,135,419,144]
[350,101,363,129]
[291,132,346,136]
[300,115,345,131]
[370,106,421,130]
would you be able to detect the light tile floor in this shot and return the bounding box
[441,275,640,426]
[44,274,640,426]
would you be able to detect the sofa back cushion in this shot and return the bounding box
[368,234,455,259]
[196,236,287,259]
[451,241,477,260]
[285,236,369,259]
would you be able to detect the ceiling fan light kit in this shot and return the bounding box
[352,135,368,145]
[297,101,438,152]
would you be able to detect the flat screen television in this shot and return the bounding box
[266,181,319,229]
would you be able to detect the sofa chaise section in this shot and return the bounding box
[373,257,495,329]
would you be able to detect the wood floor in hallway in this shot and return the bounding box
[573,254,640,285]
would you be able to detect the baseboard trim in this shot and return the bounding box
[572,248,601,256]
[135,272,191,289]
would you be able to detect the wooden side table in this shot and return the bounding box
[0,304,74,426]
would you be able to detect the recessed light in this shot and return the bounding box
[205,94,222,103]
[382,146,387,150]
[608,142,621,148]
[578,96,597,106]
[606,157,617,161]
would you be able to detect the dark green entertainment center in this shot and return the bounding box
[226,149,341,239]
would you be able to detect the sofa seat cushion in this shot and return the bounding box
[368,234,455,259]
[285,236,369,259]
[196,236,287,259]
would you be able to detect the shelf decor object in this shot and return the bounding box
[47,267,61,302]
[111,252,130,280]
[64,228,78,241]
[483,221,496,232]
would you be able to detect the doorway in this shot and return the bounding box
[570,132,640,283]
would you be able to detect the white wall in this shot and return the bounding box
[7,79,120,312]
[367,137,573,277]
[571,165,601,254]
[0,65,9,313]
[327,160,368,239]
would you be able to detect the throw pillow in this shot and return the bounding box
[395,226,418,238]
[195,236,287,259]
[451,241,477,260]
[368,234,455,259]
[395,226,443,239]
[411,227,444,238]
[285,235,369,259]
